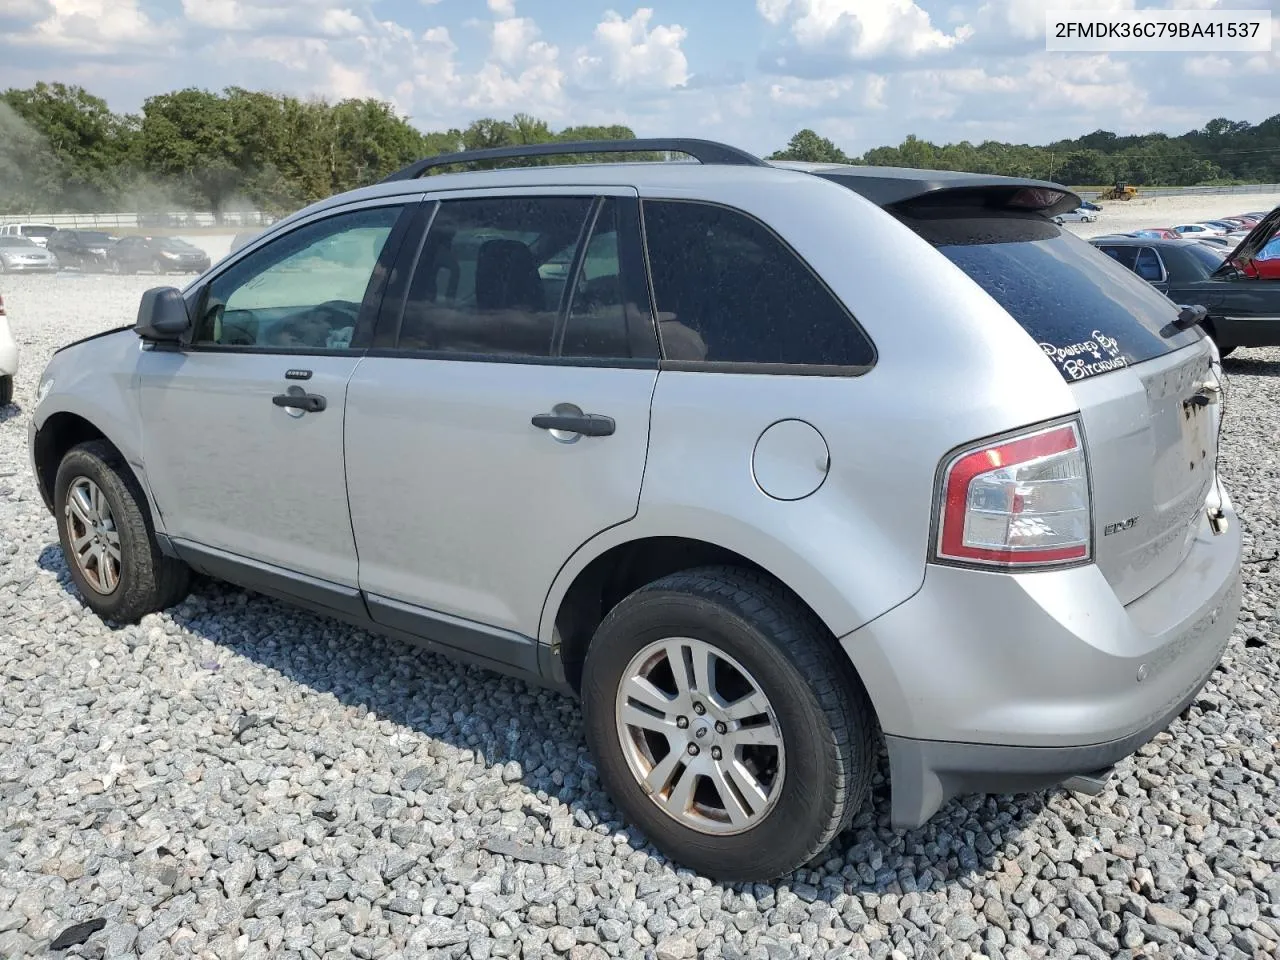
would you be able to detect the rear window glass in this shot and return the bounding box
[21,226,57,238]
[906,213,1202,382]
[1186,243,1226,269]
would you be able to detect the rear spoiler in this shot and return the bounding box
[800,166,1082,217]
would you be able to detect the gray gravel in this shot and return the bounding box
[3,271,1280,960]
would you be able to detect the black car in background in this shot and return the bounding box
[1090,235,1280,356]
[46,230,117,271]
[106,236,211,275]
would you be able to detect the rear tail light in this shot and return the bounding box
[935,420,1091,568]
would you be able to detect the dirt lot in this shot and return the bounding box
[1065,193,1280,240]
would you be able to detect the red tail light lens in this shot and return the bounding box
[936,420,1091,568]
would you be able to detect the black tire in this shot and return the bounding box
[54,440,190,623]
[1219,344,1237,357]
[0,375,12,407]
[582,565,877,881]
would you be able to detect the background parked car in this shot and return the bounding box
[106,236,212,275]
[46,230,117,272]
[1224,205,1280,281]
[1173,222,1228,238]
[1131,228,1182,240]
[0,222,58,248]
[1090,234,1280,355]
[1053,207,1098,223]
[0,292,16,406]
[0,236,59,273]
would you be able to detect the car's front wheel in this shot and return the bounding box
[0,375,12,407]
[582,566,877,881]
[54,440,190,623]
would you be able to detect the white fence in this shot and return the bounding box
[0,211,279,229]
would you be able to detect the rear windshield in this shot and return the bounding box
[21,226,57,238]
[905,212,1203,381]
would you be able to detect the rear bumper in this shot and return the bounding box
[1212,314,1280,349]
[841,490,1241,828]
[1,263,57,273]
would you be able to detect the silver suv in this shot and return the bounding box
[29,139,1242,881]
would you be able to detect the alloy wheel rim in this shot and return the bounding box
[65,477,122,594]
[614,636,785,835]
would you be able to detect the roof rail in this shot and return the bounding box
[379,138,768,182]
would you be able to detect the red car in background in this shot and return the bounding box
[1226,206,1280,281]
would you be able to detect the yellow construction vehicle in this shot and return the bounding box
[1098,182,1138,201]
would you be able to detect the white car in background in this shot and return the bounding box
[0,222,59,248]
[1172,222,1228,238]
[0,293,17,407]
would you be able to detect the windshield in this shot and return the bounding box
[160,238,199,252]
[79,232,112,245]
[21,225,57,239]
[907,212,1203,382]
[0,237,38,248]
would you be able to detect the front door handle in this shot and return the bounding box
[273,389,327,413]
[532,411,615,437]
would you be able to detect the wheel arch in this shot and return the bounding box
[33,412,157,525]
[542,530,861,694]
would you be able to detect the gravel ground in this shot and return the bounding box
[2,272,1280,960]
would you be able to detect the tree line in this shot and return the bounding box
[770,118,1280,187]
[2,82,1278,218]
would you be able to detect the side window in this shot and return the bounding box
[194,205,401,349]
[395,196,593,357]
[641,200,873,368]
[1134,247,1164,282]
[558,198,656,361]
[1098,245,1138,271]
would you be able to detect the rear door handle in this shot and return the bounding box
[531,411,615,437]
[273,390,327,413]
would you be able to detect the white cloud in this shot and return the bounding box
[976,0,1135,40]
[487,0,516,18]
[8,0,177,52]
[490,16,542,66]
[575,9,689,89]
[759,0,972,59]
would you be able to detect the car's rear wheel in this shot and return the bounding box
[0,375,12,407]
[582,566,876,881]
[54,440,190,623]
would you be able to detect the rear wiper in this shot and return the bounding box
[1172,304,1208,331]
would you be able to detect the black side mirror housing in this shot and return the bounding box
[136,287,191,342]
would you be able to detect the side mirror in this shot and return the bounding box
[136,287,191,342]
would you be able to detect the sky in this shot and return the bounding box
[0,0,1277,156]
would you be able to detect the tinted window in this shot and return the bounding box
[1186,244,1226,271]
[396,197,593,357]
[21,226,56,239]
[642,200,873,368]
[1134,248,1165,282]
[195,205,401,349]
[559,199,640,360]
[915,214,1201,382]
[1096,245,1138,269]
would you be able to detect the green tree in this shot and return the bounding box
[768,129,849,164]
[139,88,242,220]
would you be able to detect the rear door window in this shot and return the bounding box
[1133,247,1165,282]
[908,213,1202,382]
[1096,245,1138,270]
